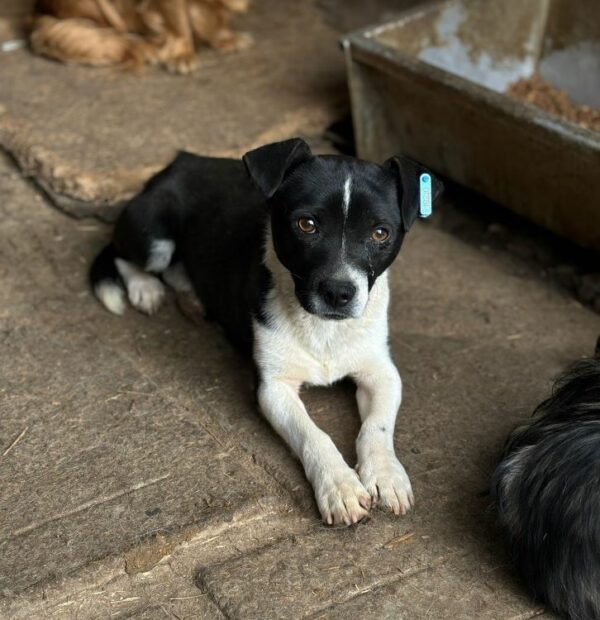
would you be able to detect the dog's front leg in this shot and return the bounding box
[353,362,414,515]
[257,380,371,525]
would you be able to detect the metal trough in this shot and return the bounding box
[342,0,600,250]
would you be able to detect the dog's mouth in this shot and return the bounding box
[298,293,357,321]
[319,311,349,321]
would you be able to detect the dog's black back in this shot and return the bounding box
[492,347,600,619]
[112,152,269,351]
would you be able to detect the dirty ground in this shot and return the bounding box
[1,0,598,618]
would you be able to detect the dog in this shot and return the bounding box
[90,138,443,525]
[492,340,600,619]
[29,0,252,74]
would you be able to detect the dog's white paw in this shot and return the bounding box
[94,281,127,316]
[127,274,166,315]
[314,466,371,526]
[358,452,414,515]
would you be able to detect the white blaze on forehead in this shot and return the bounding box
[342,176,352,218]
[341,175,352,257]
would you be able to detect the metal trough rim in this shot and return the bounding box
[340,0,600,151]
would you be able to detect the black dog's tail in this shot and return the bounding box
[89,244,126,315]
[492,344,600,620]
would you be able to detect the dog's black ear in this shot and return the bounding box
[385,155,443,232]
[243,138,313,199]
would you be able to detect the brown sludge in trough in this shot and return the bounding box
[507,73,600,132]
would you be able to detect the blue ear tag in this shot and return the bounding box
[419,173,432,218]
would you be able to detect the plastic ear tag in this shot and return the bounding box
[419,173,432,218]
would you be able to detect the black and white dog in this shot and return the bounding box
[90,137,442,526]
[492,341,600,619]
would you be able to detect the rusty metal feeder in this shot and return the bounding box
[342,0,600,250]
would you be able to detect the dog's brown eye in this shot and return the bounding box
[371,227,389,242]
[298,218,317,234]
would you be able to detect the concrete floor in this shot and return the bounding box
[3,145,598,618]
[1,1,599,618]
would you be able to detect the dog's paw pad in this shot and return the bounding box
[315,468,371,526]
[127,275,165,315]
[358,454,414,516]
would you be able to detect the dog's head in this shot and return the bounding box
[244,138,442,320]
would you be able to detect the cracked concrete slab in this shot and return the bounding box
[317,553,549,620]
[3,497,310,619]
[197,518,461,619]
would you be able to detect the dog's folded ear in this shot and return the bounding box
[243,138,313,199]
[384,155,443,232]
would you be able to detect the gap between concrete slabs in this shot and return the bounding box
[1,497,312,619]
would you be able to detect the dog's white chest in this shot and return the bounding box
[313,356,344,385]
[283,339,350,386]
[253,274,390,387]
[255,324,362,386]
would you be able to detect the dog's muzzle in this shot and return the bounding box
[317,279,356,319]
[302,271,369,320]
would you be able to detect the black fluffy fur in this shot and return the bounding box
[492,342,600,620]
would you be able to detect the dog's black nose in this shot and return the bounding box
[319,280,356,309]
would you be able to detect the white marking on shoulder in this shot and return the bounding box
[146,239,175,273]
[94,280,126,315]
